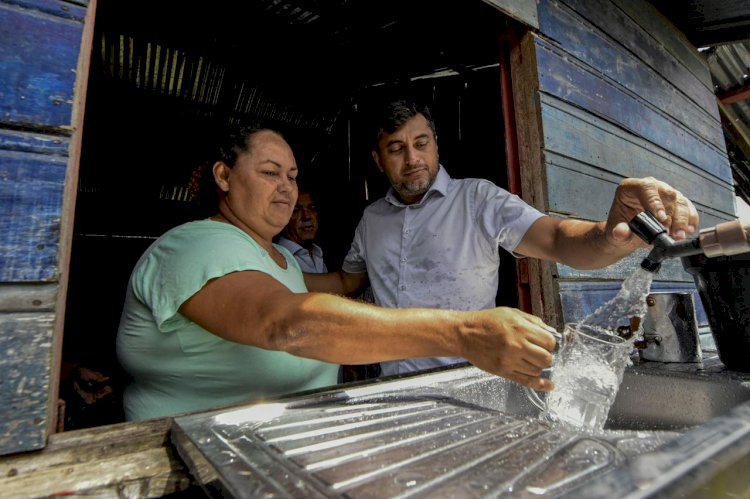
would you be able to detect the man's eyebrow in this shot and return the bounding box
[385,133,431,147]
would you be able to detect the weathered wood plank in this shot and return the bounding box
[0,312,55,455]
[0,419,172,477]
[3,0,86,22]
[0,1,84,130]
[545,160,734,228]
[511,32,564,326]
[0,283,57,312]
[539,94,736,219]
[0,417,208,498]
[555,248,695,281]
[543,0,717,116]
[533,38,732,183]
[0,446,192,498]
[610,0,714,90]
[0,128,70,156]
[480,0,538,29]
[0,148,67,282]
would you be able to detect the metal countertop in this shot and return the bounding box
[171,354,750,498]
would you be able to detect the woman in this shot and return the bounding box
[116,125,557,421]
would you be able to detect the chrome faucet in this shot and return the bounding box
[628,211,750,273]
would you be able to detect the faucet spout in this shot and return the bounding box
[628,211,702,272]
[629,211,750,273]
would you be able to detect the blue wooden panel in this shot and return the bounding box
[610,0,714,90]
[0,127,71,155]
[556,250,695,282]
[539,0,718,125]
[0,312,54,454]
[534,39,732,184]
[4,0,86,22]
[0,144,68,281]
[0,1,84,129]
[559,280,705,325]
[539,94,736,219]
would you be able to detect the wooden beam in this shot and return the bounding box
[719,100,750,160]
[719,84,750,104]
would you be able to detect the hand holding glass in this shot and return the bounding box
[525,323,631,431]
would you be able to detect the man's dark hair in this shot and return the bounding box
[372,99,437,151]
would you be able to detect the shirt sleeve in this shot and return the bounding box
[131,224,269,332]
[342,216,368,274]
[473,180,546,255]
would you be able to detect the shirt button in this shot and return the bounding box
[404,229,410,235]
[400,285,406,290]
[401,257,407,262]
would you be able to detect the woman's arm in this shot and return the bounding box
[179,270,556,390]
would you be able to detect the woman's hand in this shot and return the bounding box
[460,307,557,391]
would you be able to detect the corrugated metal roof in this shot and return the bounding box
[703,41,750,201]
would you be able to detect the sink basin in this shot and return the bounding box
[413,363,750,432]
[434,362,750,431]
[607,368,750,430]
[171,359,750,498]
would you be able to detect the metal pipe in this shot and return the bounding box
[628,211,750,272]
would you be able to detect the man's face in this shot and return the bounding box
[372,113,439,204]
[282,192,319,246]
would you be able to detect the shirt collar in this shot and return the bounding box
[385,164,450,207]
[277,236,323,257]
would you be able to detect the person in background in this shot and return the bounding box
[115,124,561,421]
[277,185,327,273]
[303,98,700,378]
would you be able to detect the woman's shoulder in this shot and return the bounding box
[162,219,254,245]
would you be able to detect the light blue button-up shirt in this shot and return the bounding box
[343,166,545,376]
[277,237,328,274]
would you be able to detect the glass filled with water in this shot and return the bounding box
[525,323,632,431]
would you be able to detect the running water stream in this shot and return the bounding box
[540,267,655,432]
[580,267,654,336]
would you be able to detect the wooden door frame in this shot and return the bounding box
[50,0,98,435]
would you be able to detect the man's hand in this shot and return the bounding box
[606,177,699,250]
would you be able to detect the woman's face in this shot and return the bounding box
[217,131,299,241]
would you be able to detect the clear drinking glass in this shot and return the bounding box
[525,323,631,431]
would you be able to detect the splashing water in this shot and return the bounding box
[537,267,655,432]
[580,267,654,332]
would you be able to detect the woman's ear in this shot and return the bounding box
[212,161,230,192]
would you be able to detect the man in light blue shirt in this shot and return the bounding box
[278,189,328,274]
[343,163,542,375]
[304,99,700,378]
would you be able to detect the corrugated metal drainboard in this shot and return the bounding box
[203,396,622,497]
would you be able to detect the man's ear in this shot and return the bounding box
[371,150,384,173]
[213,161,230,192]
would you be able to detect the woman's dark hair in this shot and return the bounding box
[371,99,437,151]
[188,124,284,214]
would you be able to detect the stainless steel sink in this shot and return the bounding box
[171,356,750,498]
[434,360,750,431]
[394,359,750,432]
[607,366,750,430]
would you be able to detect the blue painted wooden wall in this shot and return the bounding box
[515,0,733,327]
[0,0,87,455]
